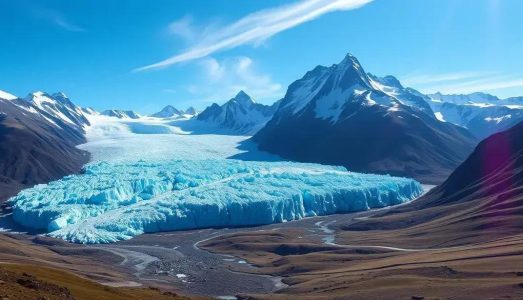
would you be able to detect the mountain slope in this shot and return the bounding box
[253,54,476,183]
[0,91,90,201]
[341,120,523,246]
[197,91,279,134]
[196,91,278,134]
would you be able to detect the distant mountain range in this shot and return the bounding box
[197,91,280,134]
[150,105,197,118]
[101,109,141,119]
[426,92,523,139]
[253,54,477,183]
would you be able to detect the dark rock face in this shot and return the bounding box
[0,95,90,201]
[253,54,476,184]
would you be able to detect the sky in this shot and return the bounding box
[1,0,522,113]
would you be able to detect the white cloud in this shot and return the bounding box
[135,0,373,71]
[53,16,85,32]
[401,72,523,95]
[167,15,195,40]
[31,5,85,32]
[401,71,492,86]
[185,56,283,104]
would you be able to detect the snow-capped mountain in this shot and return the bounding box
[0,89,17,100]
[427,92,523,139]
[197,91,279,134]
[429,92,502,105]
[150,105,197,118]
[367,74,434,115]
[0,89,90,201]
[101,109,141,119]
[24,91,91,131]
[254,53,476,184]
[184,107,197,115]
[151,105,182,118]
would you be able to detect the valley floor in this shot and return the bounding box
[2,194,522,299]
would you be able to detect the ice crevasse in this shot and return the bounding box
[10,160,423,244]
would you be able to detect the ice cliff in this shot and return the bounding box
[10,160,423,244]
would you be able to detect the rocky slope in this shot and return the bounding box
[0,90,91,201]
[253,54,477,183]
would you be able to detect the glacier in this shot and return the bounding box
[10,159,422,244]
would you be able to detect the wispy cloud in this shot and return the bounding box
[29,4,85,32]
[135,0,373,72]
[167,15,195,41]
[183,56,283,104]
[401,71,523,95]
[53,16,85,32]
[402,71,493,86]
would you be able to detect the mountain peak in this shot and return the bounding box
[231,90,255,106]
[185,107,197,115]
[380,75,403,89]
[338,53,363,69]
[0,89,17,100]
[151,105,181,118]
[24,91,52,104]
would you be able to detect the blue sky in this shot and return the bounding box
[1,0,522,113]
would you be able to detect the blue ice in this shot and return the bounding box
[10,160,423,244]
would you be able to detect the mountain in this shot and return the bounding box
[150,105,182,118]
[184,106,197,115]
[101,109,141,119]
[0,90,90,201]
[429,92,502,105]
[253,54,477,184]
[197,91,279,134]
[427,92,523,139]
[348,120,523,243]
[150,105,197,118]
[367,73,434,115]
[24,91,91,130]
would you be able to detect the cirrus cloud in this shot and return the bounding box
[183,56,283,104]
[135,0,373,72]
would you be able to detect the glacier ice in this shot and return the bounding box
[78,115,279,163]
[10,159,423,244]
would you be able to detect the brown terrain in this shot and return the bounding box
[201,122,523,299]
[0,234,201,300]
[0,263,194,300]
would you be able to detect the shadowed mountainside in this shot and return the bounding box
[0,94,90,201]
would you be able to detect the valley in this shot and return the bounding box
[1,52,523,299]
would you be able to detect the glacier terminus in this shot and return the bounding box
[10,159,422,244]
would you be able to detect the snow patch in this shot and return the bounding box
[434,112,446,122]
[0,89,17,100]
[485,114,511,124]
